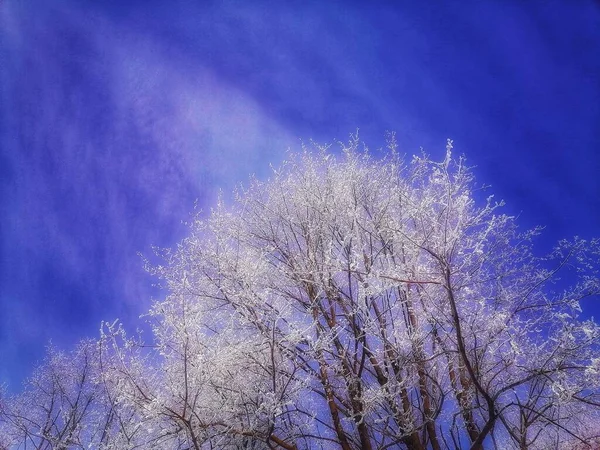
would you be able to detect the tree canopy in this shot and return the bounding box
[2,138,600,449]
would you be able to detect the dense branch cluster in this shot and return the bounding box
[2,138,600,449]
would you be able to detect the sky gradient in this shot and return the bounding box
[1,0,599,390]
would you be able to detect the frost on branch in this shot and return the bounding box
[0,340,115,449]
[2,138,600,450]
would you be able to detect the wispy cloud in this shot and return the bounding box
[1,0,599,388]
[0,0,296,387]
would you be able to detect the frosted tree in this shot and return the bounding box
[2,137,600,450]
[123,137,599,449]
[0,340,115,449]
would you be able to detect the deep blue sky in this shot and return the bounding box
[1,1,599,389]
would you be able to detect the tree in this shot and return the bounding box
[0,340,113,449]
[2,137,600,449]
[0,338,156,450]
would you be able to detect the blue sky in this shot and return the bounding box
[1,0,599,389]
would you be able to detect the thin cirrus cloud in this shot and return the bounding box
[0,1,295,387]
[1,0,599,388]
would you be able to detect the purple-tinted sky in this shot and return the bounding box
[1,1,599,390]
